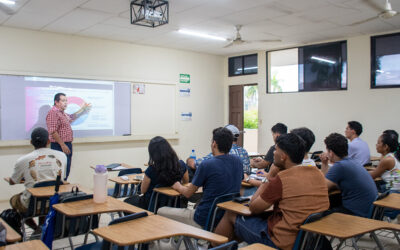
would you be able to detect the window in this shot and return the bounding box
[228,54,258,76]
[267,41,347,93]
[371,32,400,88]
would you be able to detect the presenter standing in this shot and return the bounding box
[46,93,91,180]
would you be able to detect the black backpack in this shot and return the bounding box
[0,209,22,236]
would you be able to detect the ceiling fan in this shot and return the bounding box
[224,25,281,48]
[350,0,398,26]
[0,0,17,15]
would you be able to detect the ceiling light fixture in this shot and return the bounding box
[311,56,336,64]
[178,29,227,41]
[0,0,15,5]
[130,0,169,28]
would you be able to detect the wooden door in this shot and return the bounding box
[229,85,244,146]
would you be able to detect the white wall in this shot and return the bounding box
[224,33,400,157]
[0,27,224,201]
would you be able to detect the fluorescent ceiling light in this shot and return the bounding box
[311,56,336,64]
[0,0,15,5]
[24,77,114,85]
[178,29,226,41]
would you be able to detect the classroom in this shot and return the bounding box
[0,0,400,249]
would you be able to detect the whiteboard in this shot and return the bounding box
[132,83,176,135]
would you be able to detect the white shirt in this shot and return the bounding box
[302,158,316,167]
[11,147,67,208]
[348,137,371,166]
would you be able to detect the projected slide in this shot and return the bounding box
[0,75,131,140]
[25,87,114,132]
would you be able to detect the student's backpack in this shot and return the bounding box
[0,209,22,236]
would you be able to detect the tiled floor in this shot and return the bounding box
[1,200,399,249]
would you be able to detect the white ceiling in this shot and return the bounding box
[0,0,399,55]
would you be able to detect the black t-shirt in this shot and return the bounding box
[264,145,275,165]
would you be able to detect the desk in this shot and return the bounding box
[240,243,275,250]
[28,184,92,198]
[0,218,21,243]
[152,184,202,212]
[371,156,381,162]
[300,213,400,249]
[248,153,264,159]
[108,173,144,185]
[93,214,227,247]
[374,193,400,210]
[241,181,253,188]
[217,201,272,217]
[53,196,151,216]
[0,240,48,250]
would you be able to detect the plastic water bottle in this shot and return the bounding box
[93,165,107,203]
[190,149,196,160]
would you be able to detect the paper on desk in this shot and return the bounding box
[250,174,263,180]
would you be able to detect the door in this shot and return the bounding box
[229,85,244,146]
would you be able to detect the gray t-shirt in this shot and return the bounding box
[348,137,370,166]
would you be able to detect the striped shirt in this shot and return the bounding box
[46,106,74,143]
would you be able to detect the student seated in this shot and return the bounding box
[158,127,243,228]
[345,121,370,166]
[214,133,329,250]
[369,131,400,191]
[8,127,66,231]
[124,136,188,209]
[321,133,377,217]
[244,127,316,187]
[186,124,250,178]
[251,123,287,170]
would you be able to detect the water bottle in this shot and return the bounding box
[93,165,108,203]
[190,149,196,160]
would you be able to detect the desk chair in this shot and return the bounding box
[293,212,332,250]
[22,180,58,241]
[209,240,238,250]
[204,193,240,232]
[53,194,99,249]
[110,168,142,198]
[148,188,185,213]
[75,212,148,250]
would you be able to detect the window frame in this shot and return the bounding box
[371,32,400,89]
[228,53,258,77]
[266,41,348,94]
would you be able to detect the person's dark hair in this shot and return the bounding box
[324,133,348,158]
[348,121,363,136]
[275,133,305,164]
[148,136,181,186]
[291,127,315,153]
[54,93,66,105]
[31,127,49,149]
[383,129,399,140]
[271,123,287,135]
[212,127,233,154]
[380,132,400,161]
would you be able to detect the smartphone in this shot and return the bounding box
[233,196,250,203]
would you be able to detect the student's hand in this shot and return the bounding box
[186,158,196,170]
[320,152,329,164]
[172,181,181,190]
[243,173,249,180]
[253,157,263,163]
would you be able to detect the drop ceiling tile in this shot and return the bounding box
[81,0,129,14]
[4,11,59,30]
[43,8,113,34]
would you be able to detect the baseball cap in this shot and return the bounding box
[31,127,49,145]
[225,124,240,138]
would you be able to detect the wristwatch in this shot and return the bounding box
[245,176,251,183]
[262,177,268,183]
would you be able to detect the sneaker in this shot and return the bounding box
[29,227,42,240]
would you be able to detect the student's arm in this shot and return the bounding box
[320,152,330,175]
[267,164,279,178]
[326,178,338,191]
[244,173,262,187]
[249,181,274,214]
[369,157,394,179]
[172,182,198,198]
[251,158,270,169]
[4,177,15,185]
[140,174,151,194]
[182,170,189,184]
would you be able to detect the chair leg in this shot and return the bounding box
[351,238,359,250]
[21,218,27,241]
[370,231,385,250]
[182,237,195,250]
[336,239,344,250]
[393,230,400,245]
[68,236,74,249]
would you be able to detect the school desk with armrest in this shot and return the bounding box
[0,240,48,250]
[300,212,400,250]
[93,214,228,249]
[0,218,21,243]
[373,192,400,244]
